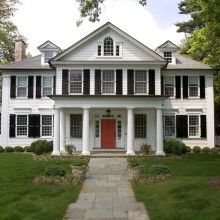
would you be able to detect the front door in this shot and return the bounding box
[101,119,116,148]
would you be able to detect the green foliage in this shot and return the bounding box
[148,164,171,176]
[24,146,32,152]
[31,140,53,155]
[140,144,151,155]
[0,146,4,153]
[186,146,192,153]
[164,139,186,155]
[210,148,219,154]
[65,145,76,155]
[193,146,201,154]
[14,146,24,152]
[45,165,66,177]
[5,146,14,152]
[128,157,143,167]
[201,147,211,154]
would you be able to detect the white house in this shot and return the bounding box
[0,22,215,155]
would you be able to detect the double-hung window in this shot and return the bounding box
[164,52,172,63]
[69,69,83,94]
[41,115,53,136]
[135,114,147,138]
[164,115,175,137]
[42,76,53,97]
[17,76,28,98]
[164,76,175,97]
[189,76,199,97]
[104,37,114,56]
[102,70,115,94]
[44,51,53,63]
[17,115,28,136]
[70,114,82,138]
[188,115,200,137]
[134,70,147,94]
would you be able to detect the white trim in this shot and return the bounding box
[101,69,116,95]
[41,114,53,137]
[16,114,28,137]
[68,69,84,95]
[16,75,28,98]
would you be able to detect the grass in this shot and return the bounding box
[0,153,88,220]
[129,154,220,220]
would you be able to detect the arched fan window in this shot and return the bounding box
[104,37,114,56]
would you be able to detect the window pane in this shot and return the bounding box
[45,51,53,58]
[43,87,52,97]
[17,115,27,136]
[70,69,82,81]
[135,114,147,138]
[135,82,146,93]
[189,77,198,86]
[189,116,199,125]
[135,70,147,81]
[116,45,120,56]
[43,76,53,87]
[189,87,198,97]
[95,121,99,138]
[98,45,101,56]
[70,114,82,138]
[102,70,114,81]
[17,115,27,125]
[42,115,52,125]
[102,82,114,93]
[42,115,52,136]
[70,82,82,93]
[102,70,115,94]
[17,87,27,97]
[17,76,27,86]
[189,115,199,136]
[104,37,113,56]
[117,120,121,138]
[164,52,172,63]
[164,116,175,136]
[17,126,27,136]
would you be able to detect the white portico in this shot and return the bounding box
[50,95,165,156]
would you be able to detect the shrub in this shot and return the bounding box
[193,146,201,154]
[148,164,171,176]
[201,147,211,154]
[181,145,188,154]
[186,146,192,153]
[210,148,219,154]
[31,140,52,155]
[65,145,76,155]
[45,165,66,177]
[14,146,24,152]
[164,139,186,155]
[24,146,33,152]
[140,144,151,155]
[0,146,4,153]
[34,145,45,155]
[128,158,142,167]
[5,146,14,153]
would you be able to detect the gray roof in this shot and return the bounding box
[166,54,212,70]
[0,55,52,70]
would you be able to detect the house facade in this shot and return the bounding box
[0,22,215,155]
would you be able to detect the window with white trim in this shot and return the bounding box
[69,69,83,94]
[44,51,53,63]
[189,76,199,97]
[134,70,147,94]
[116,45,120,56]
[41,115,53,136]
[104,37,114,56]
[17,76,28,98]
[135,114,147,138]
[102,70,115,94]
[95,120,99,138]
[70,114,82,138]
[117,120,122,139]
[164,115,175,137]
[189,115,200,137]
[17,115,28,136]
[42,76,53,97]
[97,45,102,56]
[164,52,172,63]
[164,76,175,97]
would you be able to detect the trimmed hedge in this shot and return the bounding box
[5,147,14,153]
[164,139,187,155]
[148,164,171,176]
[193,146,201,153]
[24,146,33,152]
[210,148,219,154]
[31,140,53,155]
[45,165,66,177]
[14,146,24,152]
[201,147,211,154]
[0,146,4,153]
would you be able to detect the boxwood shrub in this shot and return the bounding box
[45,165,66,177]
[148,164,171,176]
[24,146,33,152]
[5,146,14,153]
[14,146,24,152]
[164,139,187,155]
[193,146,201,153]
[201,147,211,154]
[210,148,219,154]
[0,146,4,153]
[31,140,53,155]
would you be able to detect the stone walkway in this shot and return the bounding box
[64,158,149,220]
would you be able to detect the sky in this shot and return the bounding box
[12,0,188,55]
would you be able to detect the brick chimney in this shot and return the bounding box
[15,39,27,62]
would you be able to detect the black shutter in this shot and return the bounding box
[83,69,90,95]
[62,69,69,95]
[201,115,207,138]
[28,76,34,98]
[10,76,16,98]
[116,69,123,95]
[95,69,101,95]
[9,114,16,137]
[148,69,155,95]
[53,75,56,95]
[28,115,40,138]
[127,69,134,95]
[175,76,181,99]
[176,115,188,138]
[200,76,205,99]
[183,76,188,98]
[161,75,164,95]
[36,76,42,98]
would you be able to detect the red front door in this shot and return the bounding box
[101,119,116,148]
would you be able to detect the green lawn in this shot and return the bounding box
[0,153,86,220]
[130,154,220,220]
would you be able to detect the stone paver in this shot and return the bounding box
[64,158,149,220]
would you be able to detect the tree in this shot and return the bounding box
[76,0,147,25]
[0,0,20,64]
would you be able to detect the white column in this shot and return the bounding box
[156,108,165,156]
[60,109,67,155]
[126,108,135,155]
[52,108,61,156]
[82,108,90,155]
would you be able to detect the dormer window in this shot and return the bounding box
[44,51,54,63]
[104,37,114,56]
[164,52,172,63]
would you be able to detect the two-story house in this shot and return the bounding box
[0,22,215,155]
